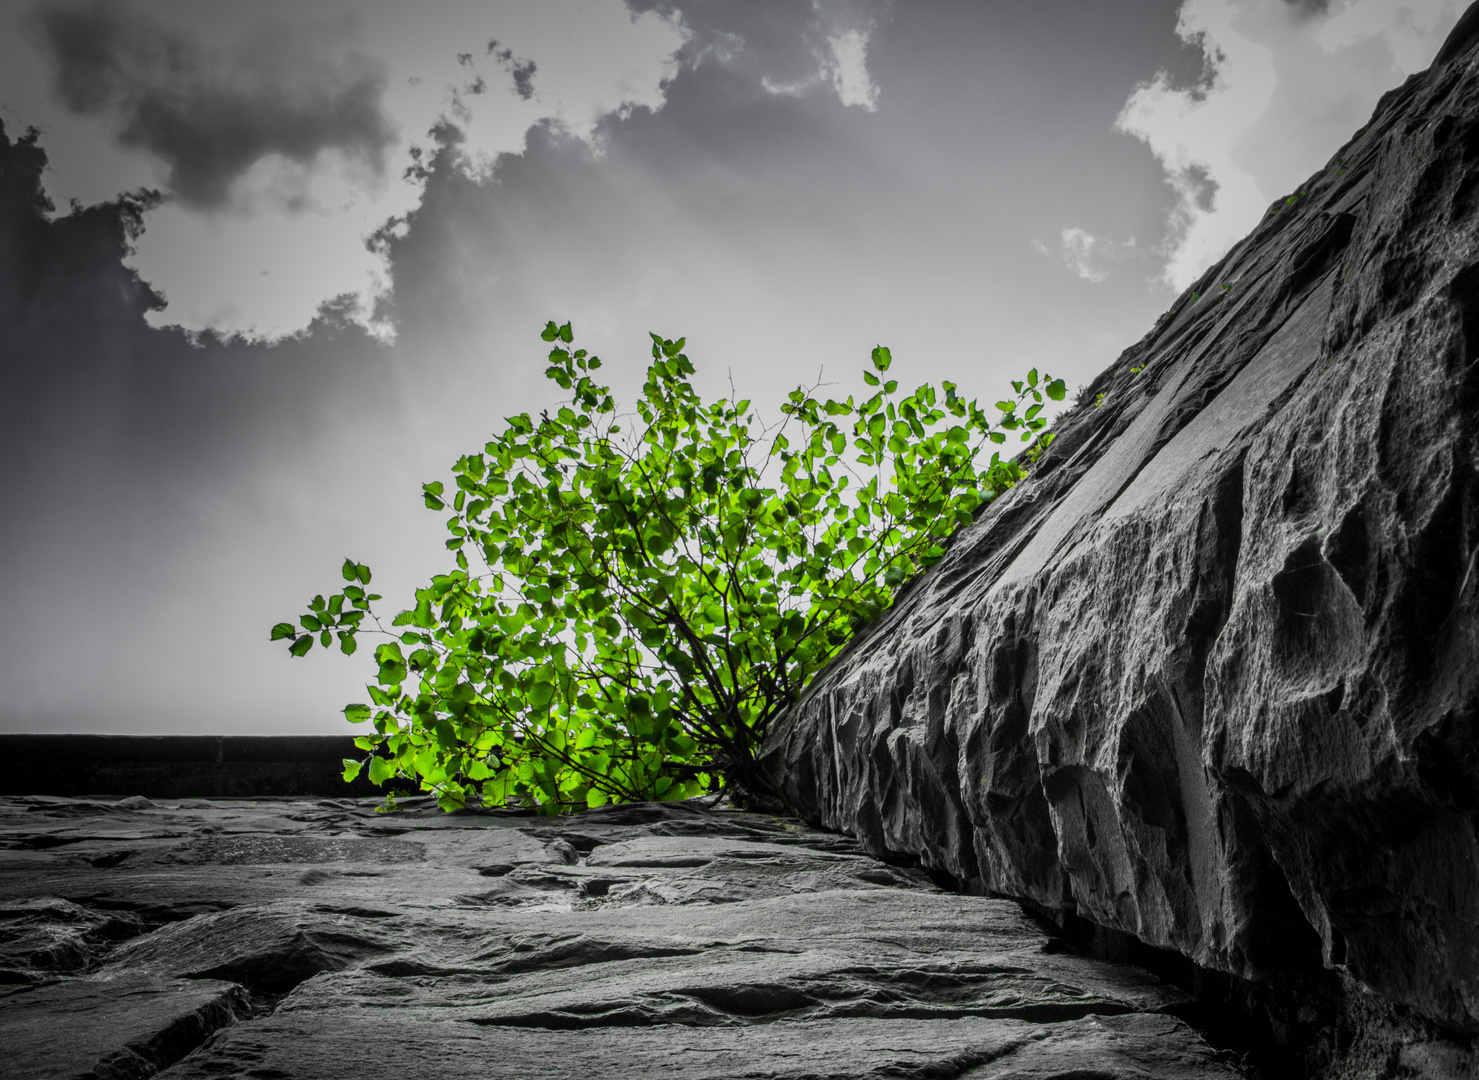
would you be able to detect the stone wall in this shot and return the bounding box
[763,11,1479,1044]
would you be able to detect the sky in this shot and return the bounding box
[0,0,1465,735]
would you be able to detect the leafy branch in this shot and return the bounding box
[273,323,1064,813]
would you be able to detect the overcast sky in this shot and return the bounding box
[0,0,1464,735]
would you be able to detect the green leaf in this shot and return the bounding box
[270,622,296,641]
[342,559,358,582]
[342,759,363,782]
[369,756,396,785]
[1046,379,1066,401]
[344,703,372,723]
[288,635,313,657]
[528,681,556,710]
[871,345,892,372]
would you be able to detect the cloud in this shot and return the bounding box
[1055,227,1138,283]
[750,0,885,110]
[824,28,880,110]
[1060,228,1111,283]
[1315,0,1460,70]
[487,40,539,102]
[26,3,398,211]
[1118,0,1465,291]
[0,0,689,340]
[1283,0,1332,18]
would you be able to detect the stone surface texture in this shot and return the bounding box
[0,795,1241,1079]
[762,15,1479,1061]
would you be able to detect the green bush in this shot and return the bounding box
[273,322,1063,812]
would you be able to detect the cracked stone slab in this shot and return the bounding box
[0,974,249,1080]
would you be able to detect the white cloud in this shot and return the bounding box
[760,74,814,99]
[0,0,688,340]
[1060,228,1111,283]
[1056,227,1138,283]
[1318,0,1463,70]
[757,3,884,111]
[1118,0,1464,291]
[824,29,880,110]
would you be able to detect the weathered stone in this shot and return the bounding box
[96,907,396,993]
[0,795,1240,1079]
[157,1011,1233,1080]
[761,13,1479,1070]
[0,975,248,1080]
[0,897,147,982]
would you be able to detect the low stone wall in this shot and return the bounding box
[0,734,386,798]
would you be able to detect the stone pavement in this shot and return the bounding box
[0,795,1244,1079]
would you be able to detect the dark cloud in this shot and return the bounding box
[1282,0,1332,20]
[487,39,538,101]
[511,59,537,101]
[1181,161,1218,212]
[0,124,164,461]
[1149,29,1224,104]
[0,118,405,484]
[0,120,418,732]
[26,0,398,209]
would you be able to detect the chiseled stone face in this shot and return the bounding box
[0,795,1241,1079]
[762,18,1479,1047]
